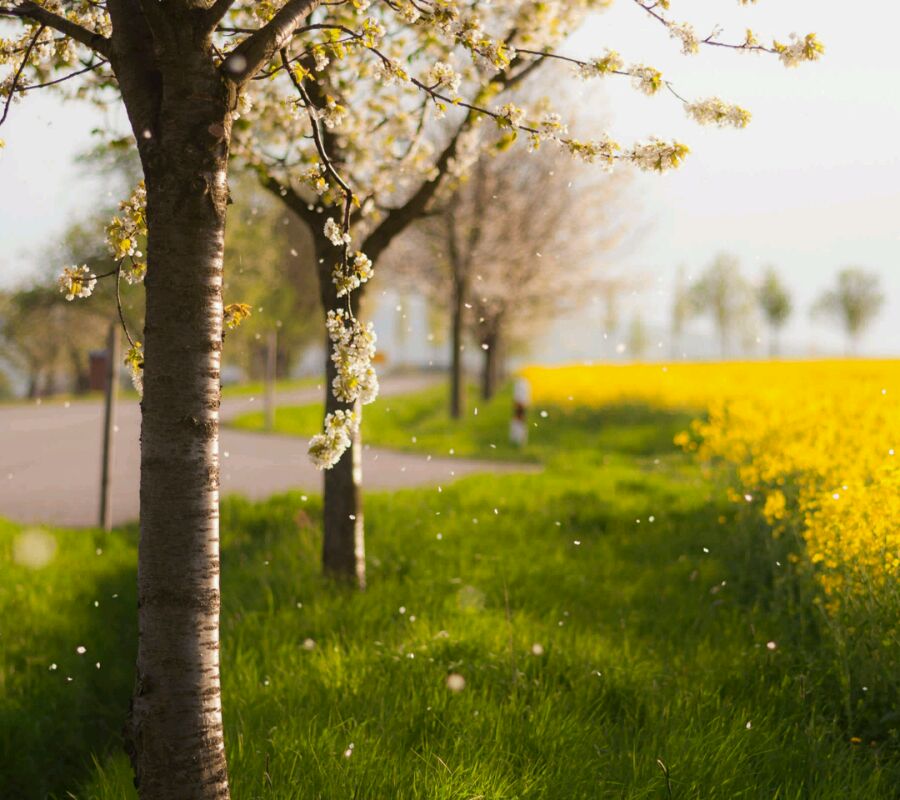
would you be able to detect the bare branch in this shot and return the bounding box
[0,2,111,57]
[220,0,321,85]
[19,58,109,93]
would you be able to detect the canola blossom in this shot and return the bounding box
[522,361,900,602]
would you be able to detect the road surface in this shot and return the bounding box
[0,374,537,528]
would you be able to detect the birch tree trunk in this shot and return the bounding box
[123,43,233,799]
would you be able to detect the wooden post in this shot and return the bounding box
[99,320,120,531]
[265,329,277,431]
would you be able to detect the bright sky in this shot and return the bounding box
[1,1,898,357]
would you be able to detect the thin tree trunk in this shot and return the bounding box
[449,276,466,419]
[481,331,499,401]
[125,63,232,799]
[316,249,365,588]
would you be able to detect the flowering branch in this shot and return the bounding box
[0,2,110,56]
[0,21,42,129]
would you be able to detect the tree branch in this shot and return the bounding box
[0,22,43,129]
[0,2,111,57]
[221,0,320,85]
[200,0,236,35]
[256,167,322,232]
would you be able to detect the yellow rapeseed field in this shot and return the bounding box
[522,361,900,601]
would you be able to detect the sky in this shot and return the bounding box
[1,1,899,359]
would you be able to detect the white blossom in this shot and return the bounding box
[495,102,526,129]
[629,64,663,95]
[628,138,690,173]
[774,33,825,67]
[324,217,351,247]
[308,409,358,470]
[669,22,699,55]
[425,61,461,94]
[574,50,624,79]
[684,98,751,128]
[57,265,97,301]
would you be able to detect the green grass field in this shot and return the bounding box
[2,389,897,798]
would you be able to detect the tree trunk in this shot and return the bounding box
[449,276,466,419]
[481,331,499,401]
[316,249,365,588]
[124,61,232,799]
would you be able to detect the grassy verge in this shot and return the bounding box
[230,382,695,464]
[3,403,897,797]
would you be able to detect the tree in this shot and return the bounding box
[813,268,884,354]
[235,5,823,586]
[223,182,320,379]
[2,3,334,796]
[1,2,823,795]
[390,124,628,404]
[465,148,626,398]
[757,268,792,356]
[688,253,753,358]
[670,266,690,359]
[627,314,649,361]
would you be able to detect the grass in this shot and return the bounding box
[230,382,688,464]
[2,395,898,798]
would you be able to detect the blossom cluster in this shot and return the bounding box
[425,61,461,94]
[308,409,359,470]
[627,138,690,173]
[306,304,379,470]
[324,217,352,247]
[326,309,379,406]
[105,180,148,284]
[774,33,825,68]
[224,302,252,331]
[124,341,144,394]
[333,251,374,298]
[574,50,624,79]
[57,265,96,301]
[684,98,752,128]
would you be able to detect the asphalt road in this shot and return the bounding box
[0,374,536,528]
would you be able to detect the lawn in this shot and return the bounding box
[2,392,897,798]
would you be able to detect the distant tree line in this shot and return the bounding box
[669,254,885,358]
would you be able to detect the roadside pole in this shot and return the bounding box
[99,320,119,531]
[265,329,277,431]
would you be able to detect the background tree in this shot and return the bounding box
[670,266,690,359]
[813,267,885,354]
[688,253,753,358]
[223,183,320,379]
[756,267,792,356]
[627,314,649,361]
[395,134,628,403]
